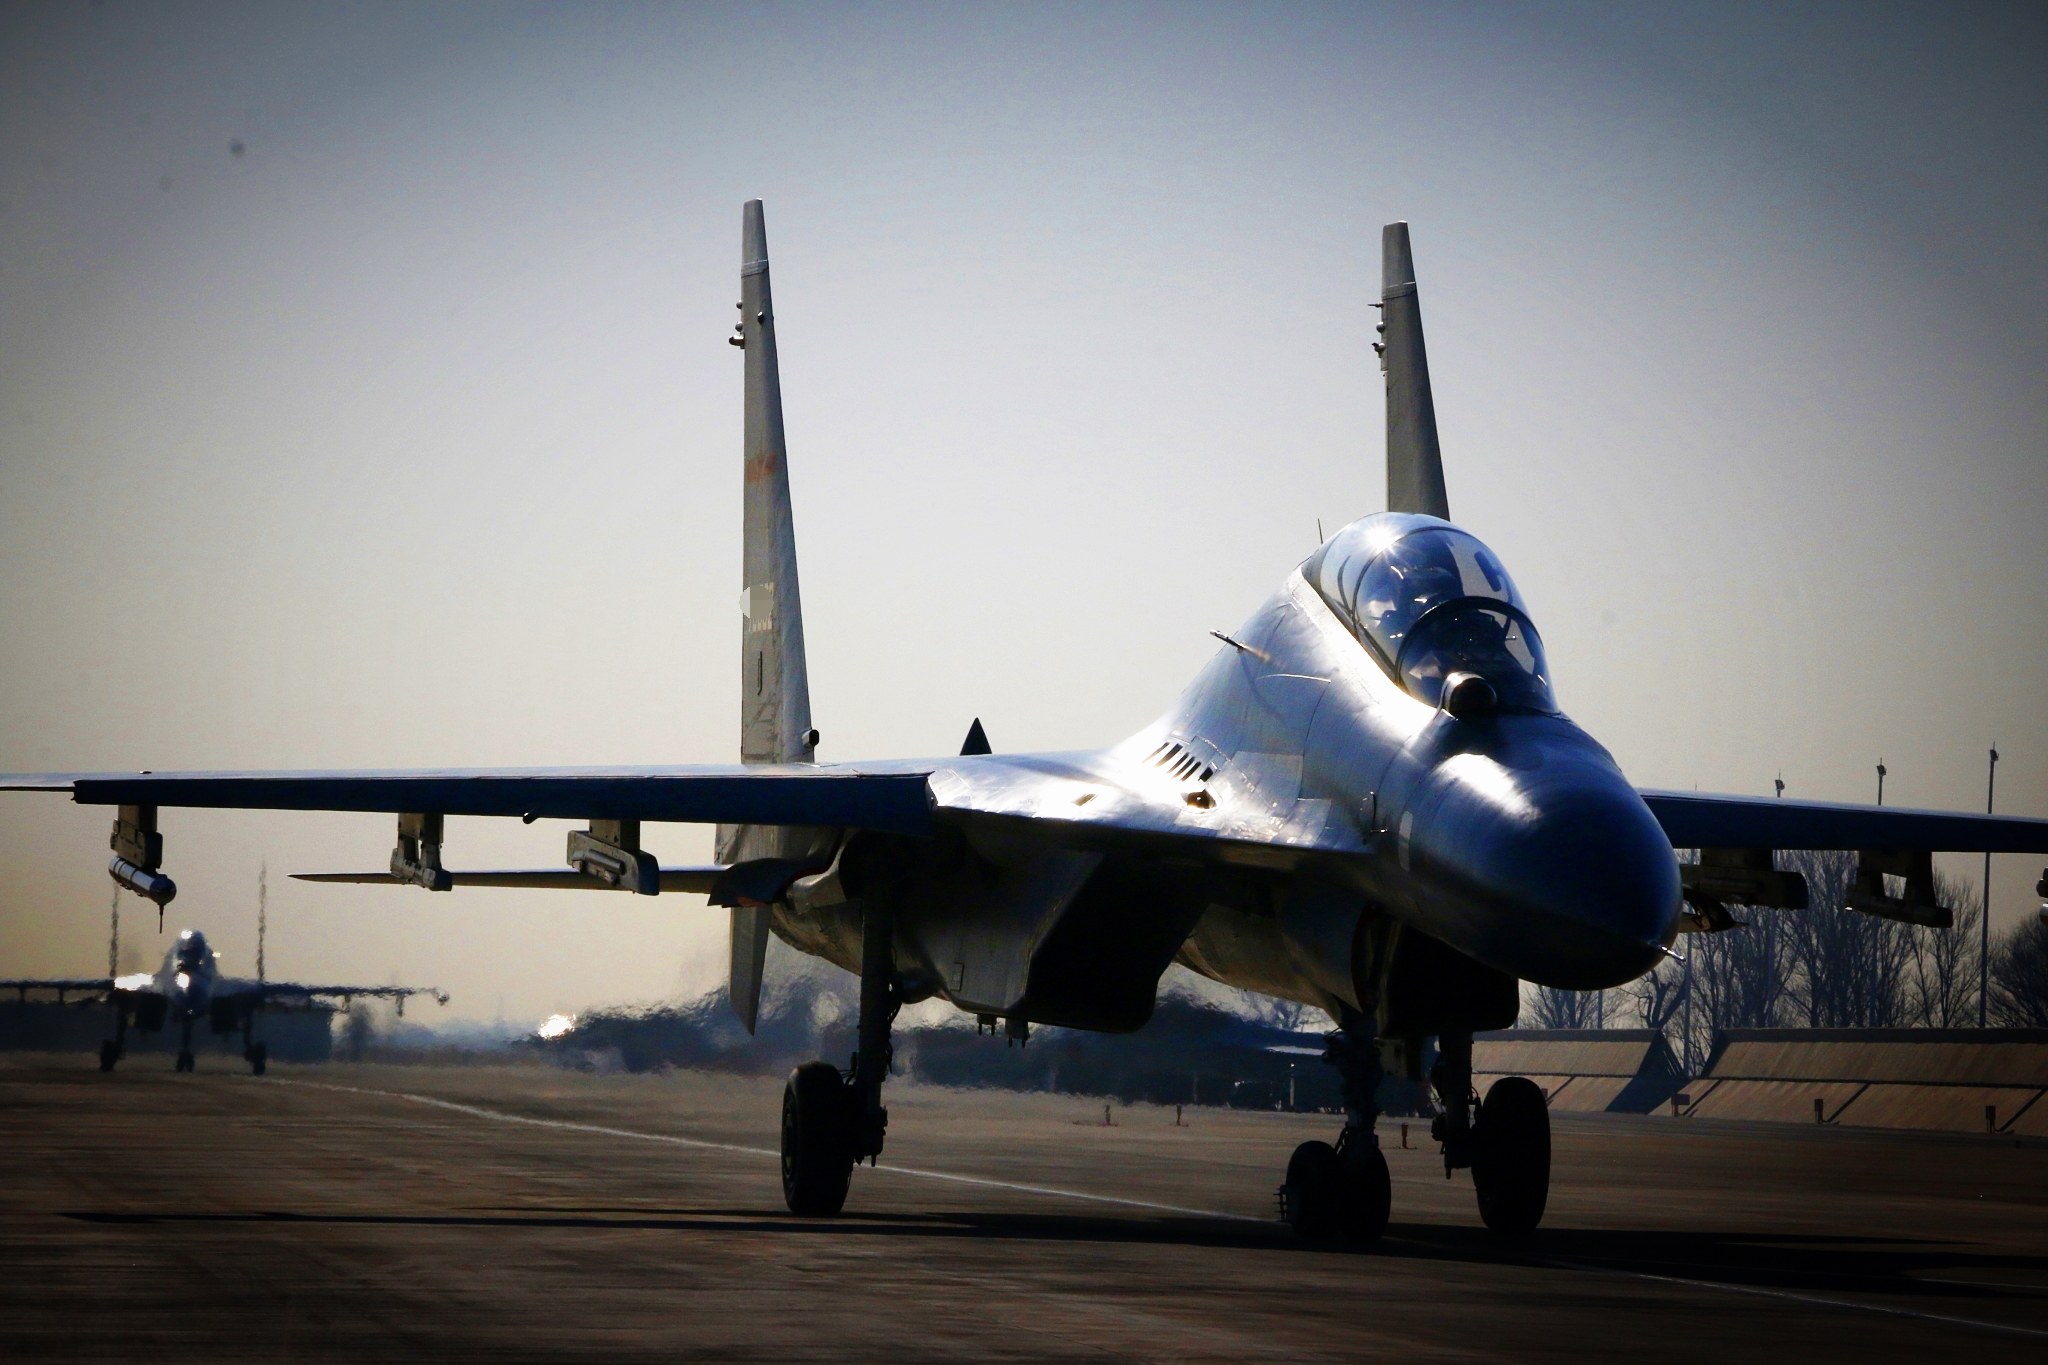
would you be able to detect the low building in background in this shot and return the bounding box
[1475,1029,1689,1114]
[1681,1028,2048,1135]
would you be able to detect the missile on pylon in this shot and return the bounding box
[109,856,176,906]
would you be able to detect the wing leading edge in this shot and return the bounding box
[1638,789,2048,854]
[1,766,934,836]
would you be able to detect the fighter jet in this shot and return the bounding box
[2,928,447,1074]
[7,203,2047,1238]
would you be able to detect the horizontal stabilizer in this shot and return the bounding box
[294,866,726,894]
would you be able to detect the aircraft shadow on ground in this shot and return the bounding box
[62,1208,2046,1304]
[1386,1224,2046,1305]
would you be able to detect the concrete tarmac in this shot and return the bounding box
[3,1054,2044,1362]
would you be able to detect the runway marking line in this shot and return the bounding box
[254,1076,2048,1342]
[259,1077,1257,1224]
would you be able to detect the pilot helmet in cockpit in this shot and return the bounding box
[1304,513,1556,713]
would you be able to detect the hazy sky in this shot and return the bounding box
[4,1,2044,1025]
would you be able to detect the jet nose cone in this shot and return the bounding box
[1408,736,1680,989]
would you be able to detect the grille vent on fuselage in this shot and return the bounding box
[1144,739,1216,785]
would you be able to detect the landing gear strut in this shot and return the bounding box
[175,1014,195,1073]
[781,901,899,1216]
[1281,1007,1391,1241]
[99,1004,128,1072]
[1432,1030,1550,1233]
[242,1011,267,1076]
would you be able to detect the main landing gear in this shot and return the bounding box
[98,1004,129,1072]
[781,902,899,1216]
[1281,1009,1392,1241]
[175,1014,196,1073]
[239,1008,268,1075]
[1431,1031,1551,1234]
[1281,1024,1550,1240]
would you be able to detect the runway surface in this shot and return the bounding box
[3,1055,2045,1362]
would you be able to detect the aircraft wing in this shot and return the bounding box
[0,766,935,835]
[0,977,116,994]
[219,981,450,1006]
[293,866,726,892]
[1637,789,2048,853]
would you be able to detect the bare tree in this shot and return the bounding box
[1624,957,1686,1031]
[1526,984,1611,1029]
[1617,850,1990,1070]
[1689,909,1790,1027]
[1778,850,1917,1027]
[1989,916,2048,1027]
[1905,872,1982,1027]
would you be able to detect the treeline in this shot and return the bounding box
[529,953,1351,1107]
[1529,850,2048,1069]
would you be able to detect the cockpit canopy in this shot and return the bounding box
[1303,513,1556,712]
[174,930,210,969]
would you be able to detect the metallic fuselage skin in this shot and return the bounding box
[771,525,1682,1030]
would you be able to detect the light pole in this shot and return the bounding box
[1982,746,1997,1028]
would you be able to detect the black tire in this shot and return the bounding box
[1338,1141,1392,1242]
[98,1041,119,1073]
[781,1061,854,1216]
[1473,1076,1550,1233]
[247,1043,268,1076]
[1283,1140,1342,1239]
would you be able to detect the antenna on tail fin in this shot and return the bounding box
[720,200,833,1034]
[1379,222,1449,519]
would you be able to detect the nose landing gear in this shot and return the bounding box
[1433,1031,1551,1233]
[1471,1076,1550,1232]
[1281,1023,1552,1239]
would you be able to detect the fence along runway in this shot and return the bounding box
[3,1057,2045,1362]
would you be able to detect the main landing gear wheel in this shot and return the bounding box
[175,1050,195,1073]
[781,1060,855,1216]
[1282,1138,1391,1242]
[245,1042,268,1076]
[98,1041,120,1072]
[1472,1075,1550,1233]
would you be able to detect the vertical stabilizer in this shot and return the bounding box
[720,199,831,1033]
[736,199,815,768]
[1380,222,1449,519]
